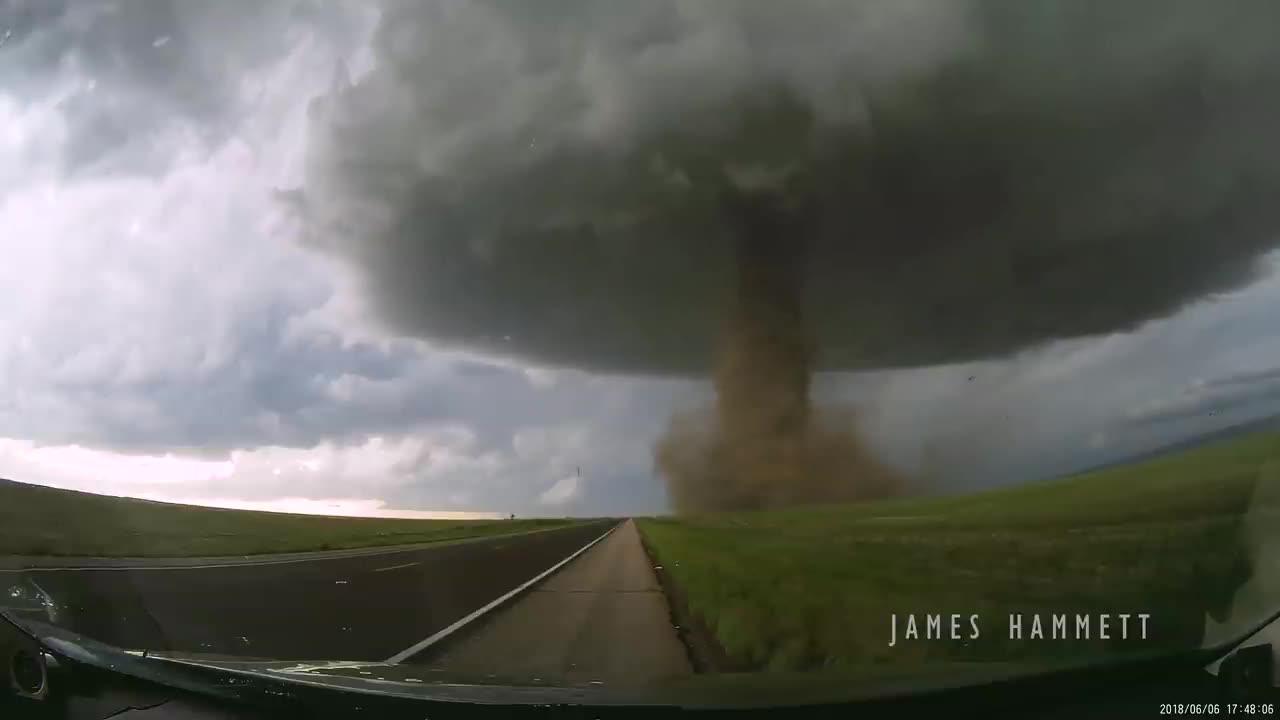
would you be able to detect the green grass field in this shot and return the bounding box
[0,479,583,557]
[638,431,1280,672]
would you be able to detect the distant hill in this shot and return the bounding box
[1069,413,1280,478]
[0,478,577,557]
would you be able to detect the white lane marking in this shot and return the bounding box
[372,562,419,573]
[0,525,594,573]
[383,523,619,665]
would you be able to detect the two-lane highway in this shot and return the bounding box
[1,521,613,661]
[415,519,693,685]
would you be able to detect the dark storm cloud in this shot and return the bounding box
[297,0,1280,375]
[0,0,365,175]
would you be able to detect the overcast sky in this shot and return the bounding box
[5,0,1280,519]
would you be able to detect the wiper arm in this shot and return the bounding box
[6,616,245,702]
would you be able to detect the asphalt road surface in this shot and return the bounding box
[415,519,693,685]
[0,521,612,662]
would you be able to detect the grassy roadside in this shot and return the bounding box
[0,479,587,557]
[638,431,1280,672]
